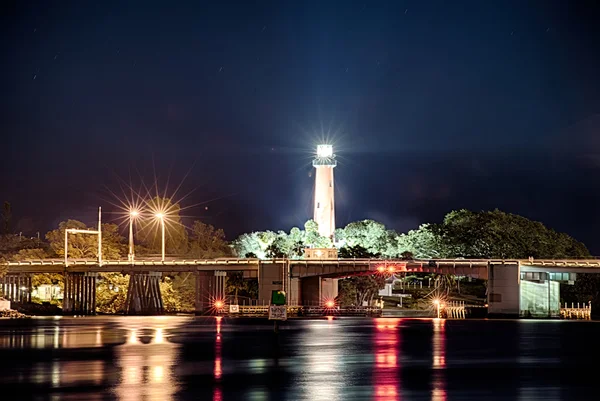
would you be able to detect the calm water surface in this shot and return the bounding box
[0,316,598,400]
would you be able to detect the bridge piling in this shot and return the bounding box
[125,272,163,315]
[195,270,226,314]
[63,272,98,315]
[1,273,32,303]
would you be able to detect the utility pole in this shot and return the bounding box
[98,207,102,266]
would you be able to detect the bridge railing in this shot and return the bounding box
[560,302,591,320]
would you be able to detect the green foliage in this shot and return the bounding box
[431,209,590,259]
[0,256,7,278]
[0,234,45,259]
[395,224,443,259]
[225,272,258,302]
[14,248,48,261]
[31,273,64,289]
[338,244,377,258]
[337,242,384,306]
[338,275,386,306]
[96,273,129,313]
[46,220,125,259]
[339,220,391,256]
[232,220,332,259]
[304,220,333,248]
[169,272,196,311]
[188,221,232,259]
[160,276,184,312]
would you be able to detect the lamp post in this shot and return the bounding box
[155,212,165,262]
[433,299,441,319]
[128,210,139,262]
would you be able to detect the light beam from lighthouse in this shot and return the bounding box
[313,144,337,239]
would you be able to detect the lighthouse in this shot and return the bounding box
[313,144,337,239]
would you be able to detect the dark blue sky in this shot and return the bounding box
[2,1,599,253]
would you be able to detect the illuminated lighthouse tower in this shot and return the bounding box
[313,144,337,238]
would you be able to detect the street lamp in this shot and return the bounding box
[433,299,441,319]
[128,210,139,262]
[155,212,165,262]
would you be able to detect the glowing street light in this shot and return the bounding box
[433,299,441,319]
[128,210,139,262]
[155,212,165,262]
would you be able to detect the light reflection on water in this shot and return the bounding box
[113,317,183,401]
[432,318,447,401]
[0,317,597,400]
[373,318,400,400]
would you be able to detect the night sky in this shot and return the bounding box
[2,1,599,254]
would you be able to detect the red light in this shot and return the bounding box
[377,266,385,273]
[214,300,224,309]
[325,300,335,308]
[388,266,396,272]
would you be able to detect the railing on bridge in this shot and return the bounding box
[560,302,591,320]
[218,305,383,317]
[441,301,466,319]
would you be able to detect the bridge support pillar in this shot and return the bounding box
[63,272,98,315]
[125,272,164,315]
[195,271,226,314]
[288,277,301,306]
[321,278,338,304]
[487,263,520,317]
[0,273,32,303]
[299,276,338,306]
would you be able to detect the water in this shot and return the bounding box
[0,316,598,401]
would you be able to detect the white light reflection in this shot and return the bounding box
[54,326,60,349]
[51,361,60,387]
[114,319,185,401]
[95,328,102,346]
[373,319,401,400]
[432,319,447,401]
[296,320,344,400]
[128,329,139,345]
[153,328,164,344]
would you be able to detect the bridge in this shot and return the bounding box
[3,257,599,317]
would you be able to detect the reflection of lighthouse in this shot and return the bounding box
[313,144,337,239]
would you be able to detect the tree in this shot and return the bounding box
[13,248,47,261]
[0,256,7,279]
[188,220,232,259]
[170,273,196,311]
[337,244,385,306]
[303,220,333,248]
[336,220,397,257]
[225,272,258,303]
[431,209,590,259]
[46,220,125,259]
[96,273,129,313]
[395,224,443,259]
[338,244,377,259]
[137,196,188,255]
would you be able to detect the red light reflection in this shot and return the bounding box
[213,386,222,401]
[373,318,401,400]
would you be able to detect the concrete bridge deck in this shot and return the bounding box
[5,257,600,276]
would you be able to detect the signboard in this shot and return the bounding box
[229,304,239,313]
[269,305,287,321]
[271,290,286,306]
